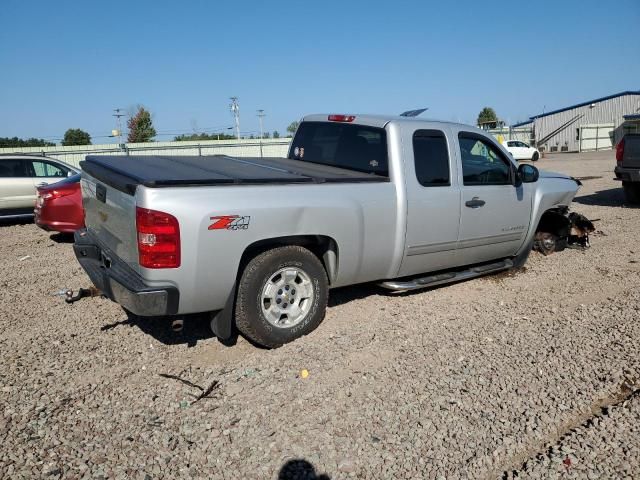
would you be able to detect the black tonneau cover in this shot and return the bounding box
[81,155,389,194]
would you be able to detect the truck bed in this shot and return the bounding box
[80,155,389,194]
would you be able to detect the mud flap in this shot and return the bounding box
[210,283,236,340]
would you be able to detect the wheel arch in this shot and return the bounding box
[536,207,571,237]
[238,235,339,285]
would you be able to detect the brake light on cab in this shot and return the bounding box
[136,207,181,268]
[328,114,356,122]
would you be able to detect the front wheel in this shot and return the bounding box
[235,246,328,348]
[531,151,539,162]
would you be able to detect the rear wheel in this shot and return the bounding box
[235,246,328,348]
[531,151,539,162]
[623,182,640,204]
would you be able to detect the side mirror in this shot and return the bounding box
[518,163,539,183]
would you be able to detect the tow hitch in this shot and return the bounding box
[65,286,102,304]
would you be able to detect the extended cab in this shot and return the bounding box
[73,114,580,347]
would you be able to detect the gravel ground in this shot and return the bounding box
[1,151,639,479]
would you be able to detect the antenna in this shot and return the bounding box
[230,97,241,140]
[257,109,266,158]
[399,108,428,118]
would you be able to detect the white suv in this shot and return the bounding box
[0,154,79,218]
[503,140,539,161]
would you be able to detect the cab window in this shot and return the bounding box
[458,133,512,186]
[412,130,450,186]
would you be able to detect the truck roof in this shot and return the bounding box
[302,113,477,130]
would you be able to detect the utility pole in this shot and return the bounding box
[112,108,126,146]
[230,97,241,141]
[257,109,266,158]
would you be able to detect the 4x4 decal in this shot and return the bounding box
[208,215,251,231]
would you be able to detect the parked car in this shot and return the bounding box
[614,134,640,204]
[35,173,84,233]
[503,140,539,161]
[71,113,582,348]
[0,154,79,218]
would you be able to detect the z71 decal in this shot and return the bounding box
[208,215,251,231]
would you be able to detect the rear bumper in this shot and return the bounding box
[614,166,640,182]
[73,229,179,316]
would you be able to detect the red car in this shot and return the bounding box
[35,173,84,233]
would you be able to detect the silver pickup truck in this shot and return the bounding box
[72,114,581,347]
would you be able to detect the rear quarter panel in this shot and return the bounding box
[138,182,400,314]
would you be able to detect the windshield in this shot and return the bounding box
[289,121,389,176]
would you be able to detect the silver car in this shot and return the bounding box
[0,154,79,218]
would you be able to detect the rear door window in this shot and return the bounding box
[412,130,450,186]
[31,161,68,178]
[0,159,30,177]
[289,121,388,176]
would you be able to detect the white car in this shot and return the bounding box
[503,140,540,161]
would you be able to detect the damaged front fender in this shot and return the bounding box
[533,207,596,255]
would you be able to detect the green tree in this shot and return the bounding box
[286,121,300,137]
[0,137,55,147]
[477,107,498,126]
[174,132,235,141]
[127,106,156,143]
[262,131,270,139]
[273,130,280,138]
[62,128,91,146]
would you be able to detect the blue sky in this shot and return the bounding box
[1,0,638,143]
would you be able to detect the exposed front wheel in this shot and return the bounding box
[235,246,328,348]
[532,151,539,162]
[622,182,640,204]
[534,231,558,255]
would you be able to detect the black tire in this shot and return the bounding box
[532,151,539,162]
[533,231,558,256]
[623,182,640,204]
[235,246,328,348]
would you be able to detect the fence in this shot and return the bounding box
[0,138,292,168]
[486,126,535,146]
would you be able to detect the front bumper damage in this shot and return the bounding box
[533,207,596,256]
[72,229,179,316]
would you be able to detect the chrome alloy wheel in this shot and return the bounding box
[260,267,314,328]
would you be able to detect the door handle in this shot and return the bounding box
[36,182,48,187]
[465,197,485,208]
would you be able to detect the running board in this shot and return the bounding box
[379,259,514,292]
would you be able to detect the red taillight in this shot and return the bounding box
[136,207,181,269]
[616,138,625,165]
[328,114,355,122]
[40,188,73,201]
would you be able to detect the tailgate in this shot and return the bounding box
[623,136,640,168]
[81,172,140,270]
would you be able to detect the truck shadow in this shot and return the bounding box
[101,311,217,348]
[573,186,638,208]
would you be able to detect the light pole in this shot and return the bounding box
[216,127,234,140]
[112,108,125,146]
[257,109,266,158]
